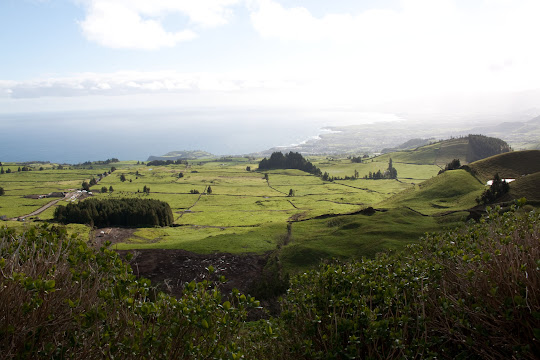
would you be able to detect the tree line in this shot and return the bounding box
[146,159,188,166]
[467,134,511,162]
[54,198,174,227]
[364,158,398,179]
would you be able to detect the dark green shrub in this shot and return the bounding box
[277,206,540,359]
[0,224,256,359]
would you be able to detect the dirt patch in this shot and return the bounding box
[92,227,275,318]
[92,227,136,246]
[116,249,271,318]
[116,249,267,297]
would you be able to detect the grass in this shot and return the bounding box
[382,169,485,215]
[279,207,463,273]
[468,150,540,182]
[0,153,499,273]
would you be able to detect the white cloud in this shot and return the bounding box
[79,0,240,49]
[0,71,300,99]
[247,0,540,97]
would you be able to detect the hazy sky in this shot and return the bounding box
[1,0,540,114]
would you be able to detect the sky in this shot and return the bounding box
[1,0,540,114]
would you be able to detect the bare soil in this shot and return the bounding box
[92,227,273,317]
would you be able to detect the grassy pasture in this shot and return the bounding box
[382,169,485,215]
[375,138,469,166]
[280,207,453,273]
[1,156,481,273]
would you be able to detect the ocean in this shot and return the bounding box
[0,108,400,163]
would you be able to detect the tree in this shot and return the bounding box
[178,172,184,179]
[0,168,4,174]
[101,186,108,193]
[110,166,116,173]
[438,159,461,174]
[388,158,398,179]
[246,166,251,172]
[120,174,126,182]
[18,167,21,172]
[288,189,295,197]
[264,173,269,181]
[477,173,510,205]
[354,169,359,179]
[6,168,11,174]
[82,182,90,191]
[207,186,212,194]
[0,187,4,196]
[143,185,150,194]
[109,186,114,193]
[90,178,97,186]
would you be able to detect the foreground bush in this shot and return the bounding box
[2,207,539,359]
[277,206,540,359]
[0,224,255,359]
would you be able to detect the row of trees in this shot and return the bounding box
[146,159,188,166]
[0,167,30,173]
[54,198,174,227]
[364,159,398,179]
[76,158,119,167]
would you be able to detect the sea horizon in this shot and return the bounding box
[0,108,401,164]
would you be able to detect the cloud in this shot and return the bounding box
[79,0,240,49]
[247,0,540,96]
[0,71,299,99]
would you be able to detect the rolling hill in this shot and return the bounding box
[467,150,540,182]
[376,135,510,167]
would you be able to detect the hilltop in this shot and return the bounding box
[467,149,540,182]
[376,134,510,166]
[147,150,215,161]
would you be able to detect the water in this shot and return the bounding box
[0,108,400,163]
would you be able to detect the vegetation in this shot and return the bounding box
[54,198,174,227]
[258,152,322,176]
[0,186,4,196]
[2,205,538,359]
[467,134,511,162]
[468,150,540,182]
[0,224,256,359]
[477,173,510,204]
[272,205,539,359]
[364,158,398,179]
[438,158,461,174]
[146,159,188,167]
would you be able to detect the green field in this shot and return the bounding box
[1,152,510,272]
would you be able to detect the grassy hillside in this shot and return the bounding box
[382,169,484,215]
[468,150,540,182]
[507,171,540,201]
[280,207,446,272]
[376,135,510,167]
